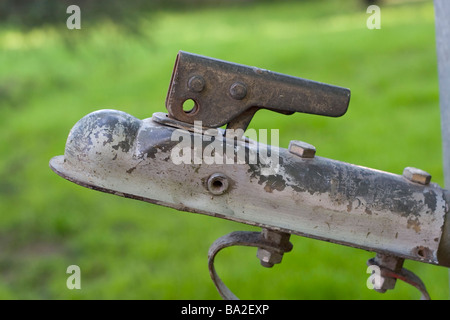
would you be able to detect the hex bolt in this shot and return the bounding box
[207,173,230,195]
[402,167,431,185]
[369,253,405,293]
[188,75,205,92]
[256,229,292,268]
[288,140,316,159]
[229,82,247,100]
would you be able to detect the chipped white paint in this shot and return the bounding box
[50,109,449,266]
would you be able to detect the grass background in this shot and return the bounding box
[0,0,449,299]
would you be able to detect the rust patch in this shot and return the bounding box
[261,175,286,193]
[126,166,137,174]
[346,201,352,212]
[412,245,432,260]
[263,179,285,193]
[407,217,421,233]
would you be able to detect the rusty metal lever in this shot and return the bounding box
[166,51,351,131]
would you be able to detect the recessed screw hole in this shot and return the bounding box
[212,180,223,189]
[206,173,230,195]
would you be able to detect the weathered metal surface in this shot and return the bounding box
[165,51,351,130]
[49,109,450,266]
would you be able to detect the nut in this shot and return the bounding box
[257,249,283,267]
[402,167,431,185]
[373,254,404,293]
[288,140,316,159]
[256,229,291,268]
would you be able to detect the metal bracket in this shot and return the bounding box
[367,254,431,300]
[208,229,293,300]
[166,51,351,131]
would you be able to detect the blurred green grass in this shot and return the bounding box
[0,0,448,299]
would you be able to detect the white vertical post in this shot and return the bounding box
[434,0,450,298]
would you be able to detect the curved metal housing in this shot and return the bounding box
[49,109,450,267]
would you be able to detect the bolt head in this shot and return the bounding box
[402,167,431,185]
[369,254,405,293]
[229,82,247,100]
[288,140,316,158]
[256,248,283,268]
[188,75,205,92]
[256,229,292,268]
